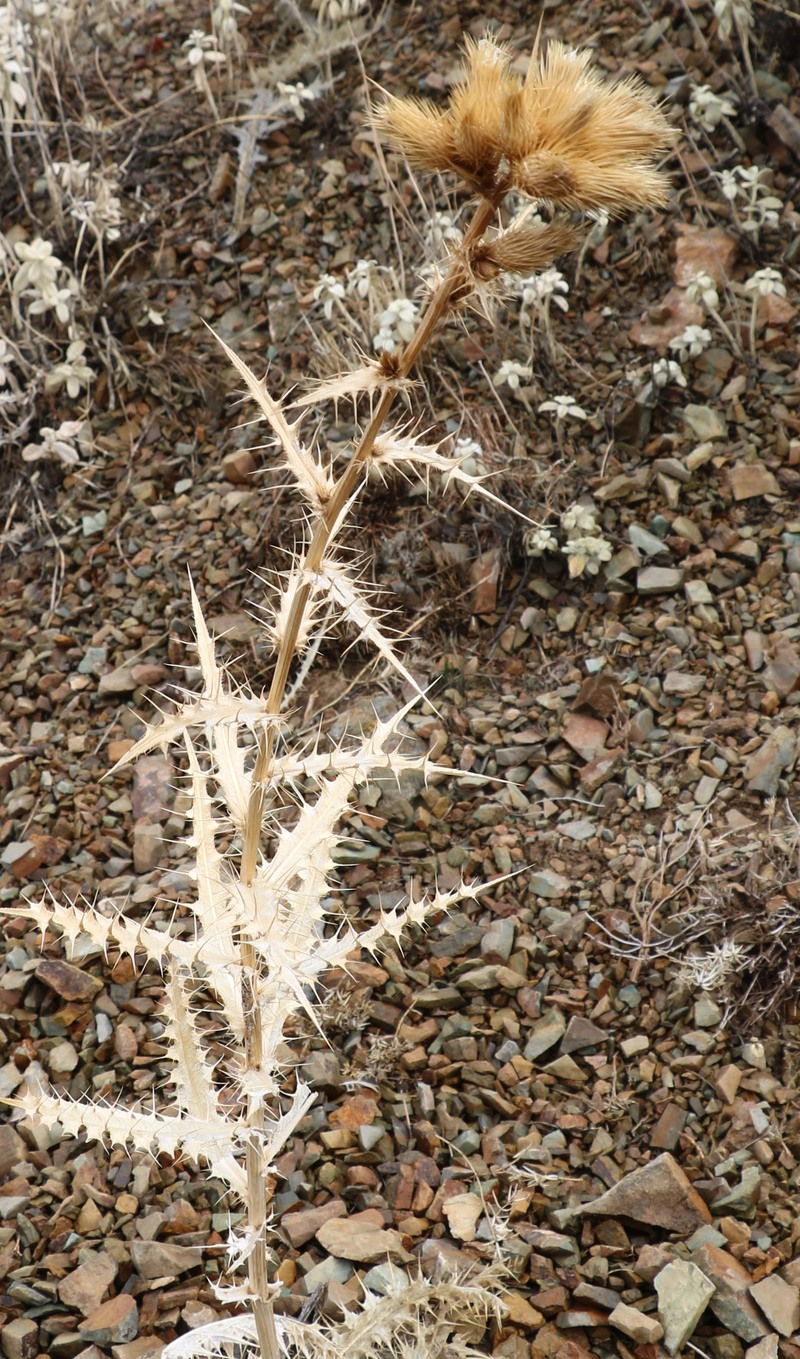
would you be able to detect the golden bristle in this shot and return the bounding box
[477,219,579,276]
[372,95,456,175]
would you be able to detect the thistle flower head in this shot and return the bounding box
[375,35,676,215]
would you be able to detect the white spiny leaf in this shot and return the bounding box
[189,573,225,700]
[109,695,280,769]
[289,362,395,408]
[9,1084,247,1196]
[318,558,424,694]
[163,971,227,1126]
[161,1313,259,1359]
[373,428,532,522]
[210,328,334,510]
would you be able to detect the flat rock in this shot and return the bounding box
[744,726,796,796]
[582,1152,712,1234]
[79,1295,138,1346]
[655,1258,716,1355]
[442,1193,483,1242]
[764,638,800,700]
[638,566,684,594]
[692,1243,772,1342]
[608,1302,663,1344]
[683,404,727,440]
[523,1007,566,1061]
[561,1016,607,1054]
[562,711,609,761]
[35,958,103,1000]
[674,225,738,287]
[730,463,781,501]
[749,1275,800,1337]
[59,1253,118,1315]
[631,287,704,350]
[0,1318,39,1359]
[316,1215,412,1263]
[530,870,570,899]
[745,1338,779,1359]
[129,1241,201,1280]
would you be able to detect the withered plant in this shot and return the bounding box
[4,33,675,1359]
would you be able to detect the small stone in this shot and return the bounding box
[715,1065,742,1103]
[655,1258,716,1355]
[744,727,796,796]
[749,1276,800,1337]
[685,579,714,606]
[764,638,800,700]
[530,870,570,899]
[664,670,706,696]
[684,405,727,441]
[131,755,172,822]
[651,1103,687,1151]
[35,959,102,1000]
[79,1295,138,1346]
[745,1339,779,1359]
[694,774,720,806]
[98,667,138,695]
[582,1152,712,1233]
[1,1317,39,1359]
[638,566,685,594]
[692,1243,772,1342]
[316,1214,412,1263]
[59,1252,118,1315]
[222,448,257,483]
[643,781,663,809]
[674,225,738,287]
[48,1040,79,1075]
[130,1241,201,1280]
[480,918,516,964]
[631,287,704,349]
[695,995,722,1028]
[524,1008,566,1061]
[541,1054,587,1082]
[561,1016,606,1054]
[730,463,781,501]
[442,1193,483,1242]
[608,1303,663,1344]
[503,1292,546,1328]
[562,711,609,761]
[0,841,44,879]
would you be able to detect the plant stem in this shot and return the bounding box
[239,191,497,885]
[234,191,497,1357]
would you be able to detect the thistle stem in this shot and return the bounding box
[234,191,497,1357]
[239,191,497,885]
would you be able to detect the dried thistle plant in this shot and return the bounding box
[3,32,675,1359]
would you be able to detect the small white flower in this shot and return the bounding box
[744,267,785,298]
[563,534,613,577]
[182,30,225,67]
[713,0,753,41]
[689,85,737,133]
[523,526,558,557]
[521,268,569,309]
[668,325,712,363]
[494,359,532,391]
[651,358,687,390]
[13,238,62,295]
[0,337,14,387]
[22,419,84,466]
[453,435,485,477]
[44,340,96,398]
[685,271,719,309]
[718,169,740,202]
[346,258,380,300]
[426,211,462,249]
[561,503,598,536]
[539,393,587,420]
[373,298,418,353]
[312,272,346,320]
[277,81,317,121]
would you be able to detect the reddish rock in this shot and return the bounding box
[35,958,103,1000]
[631,287,704,350]
[222,448,257,483]
[673,225,738,287]
[281,1199,347,1249]
[562,711,609,761]
[58,1251,117,1315]
[692,1243,772,1342]
[582,1152,712,1234]
[131,754,173,823]
[78,1294,138,1346]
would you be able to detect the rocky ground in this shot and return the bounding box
[1,0,800,1358]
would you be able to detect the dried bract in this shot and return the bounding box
[376,35,676,214]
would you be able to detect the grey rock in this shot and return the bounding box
[130,1241,201,1280]
[745,727,797,796]
[749,1275,800,1337]
[530,869,570,898]
[480,917,516,963]
[683,404,727,440]
[582,1152,712,1233]
[637,566,685,594]
[523,1007,566,1061]
[655,1259,716,1355]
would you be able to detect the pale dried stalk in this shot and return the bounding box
[236,193,497,1348]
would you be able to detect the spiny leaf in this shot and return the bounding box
[210,328,334,510]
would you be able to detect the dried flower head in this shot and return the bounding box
[376,35,676,215]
